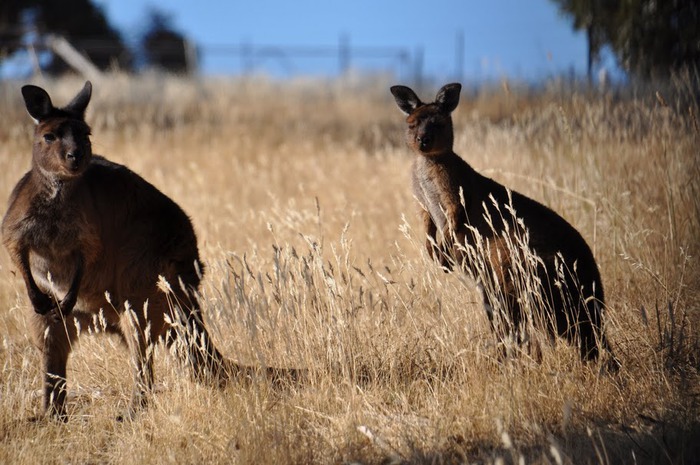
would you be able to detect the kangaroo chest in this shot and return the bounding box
[412,159,460,232]
[24,190,93,293]
[27,192,83,252]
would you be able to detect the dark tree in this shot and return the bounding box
[549,0,610,81]
[0,1,30,57]
[36,0,132,73]
[0,0,132,73]
[141,10,191,73]
[552,0,700,80]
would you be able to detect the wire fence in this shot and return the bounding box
[1,32,430,84]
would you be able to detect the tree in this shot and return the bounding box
[552,0,700,80]
[0,1,32,58]
[34,0,132,73]
[141,9,191,74]
[549,0,608,81]
[0,0,132,73]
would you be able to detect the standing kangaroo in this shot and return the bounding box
[390,83,617,367]
[2,82,297,421]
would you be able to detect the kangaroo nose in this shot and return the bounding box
[65,152,83,171]
[417,135,432,150]
[66,151,81,161]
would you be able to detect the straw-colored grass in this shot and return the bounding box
[0,73,698,464]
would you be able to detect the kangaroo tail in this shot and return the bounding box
[178,306,231,385]
[169,294,306,388]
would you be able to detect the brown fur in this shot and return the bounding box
[2,82,301,421]
[391,83,618,367]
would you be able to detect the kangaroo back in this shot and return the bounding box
[391,83,617,368]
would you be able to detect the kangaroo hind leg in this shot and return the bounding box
[31,312,83,421]
[118,298,159,420]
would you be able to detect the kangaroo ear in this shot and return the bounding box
[390,85,423,115]
[21,85,54,123]
[435,83,461,114]
[64,81,92,119]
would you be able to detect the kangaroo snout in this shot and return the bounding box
[63,150,86,174]
[66,150,81,164]
[417,134,432,151]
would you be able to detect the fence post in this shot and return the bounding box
[45,34,102,82]
[413,46,424,90]
[339,33,350,75]
[455,29,464,83]
[242,40,254,74]
[184,39,198,75]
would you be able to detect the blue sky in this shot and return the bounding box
[100,0,603,82]
[4,0,617,83]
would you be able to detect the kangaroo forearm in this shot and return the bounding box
[59,254,84,315]
[16,246,56,315]
[18,246,40,294]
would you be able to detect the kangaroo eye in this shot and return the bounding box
[43,133,56,143]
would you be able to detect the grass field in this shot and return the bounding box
[0,73,698,464]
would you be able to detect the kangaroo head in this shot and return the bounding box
[390,83,461,156]
[21,81,93,180]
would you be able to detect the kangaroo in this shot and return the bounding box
[2,81,300,421]
[390,83,617,368]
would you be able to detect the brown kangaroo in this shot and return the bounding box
[390,83,617,368]
[2,81,300,421]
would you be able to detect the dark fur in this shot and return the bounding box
[391,83,617,367]
[2,82,300,421]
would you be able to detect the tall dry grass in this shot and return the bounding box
[0,72,698,464]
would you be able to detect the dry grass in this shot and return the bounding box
[0,72,698,464]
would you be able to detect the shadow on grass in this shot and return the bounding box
[350,417,700,465]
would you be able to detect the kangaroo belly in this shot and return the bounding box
[29,251,77,299]
[29,248,115,310]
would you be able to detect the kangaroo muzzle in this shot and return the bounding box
[65,151,83,172]
[417,134,432,151]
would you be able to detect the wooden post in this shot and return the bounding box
[455,29,464,83]
[45,34,102,82]
[339,33,350,75]
[413,46,424,90]
[184,39,198,75]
